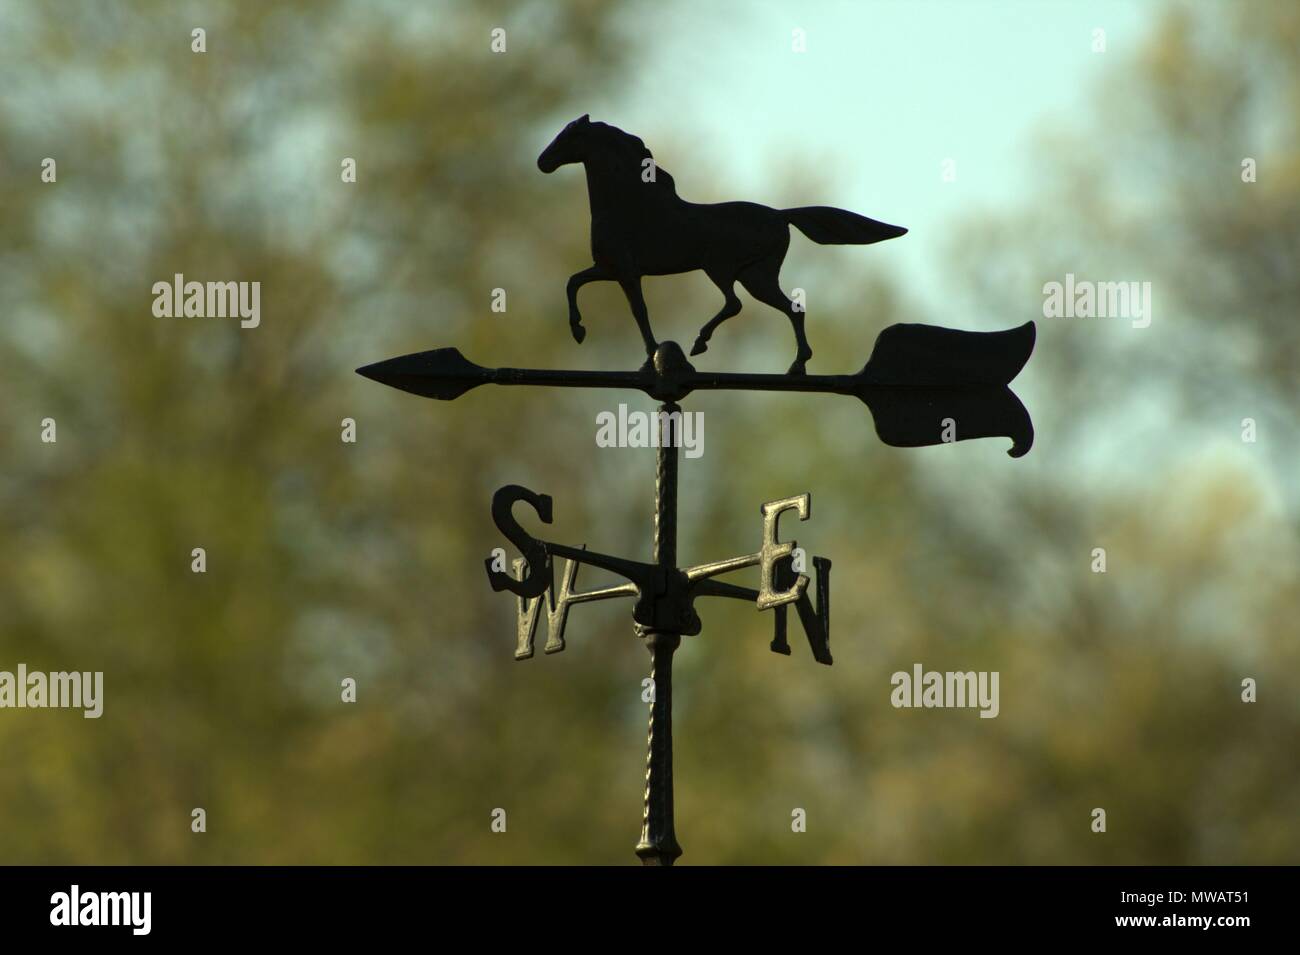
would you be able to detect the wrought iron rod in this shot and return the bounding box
[635,402,684,866]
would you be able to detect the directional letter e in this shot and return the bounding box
[757,494,810,610]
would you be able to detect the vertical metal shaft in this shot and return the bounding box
[636,401,684,866]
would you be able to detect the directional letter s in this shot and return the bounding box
[485,485,553,598]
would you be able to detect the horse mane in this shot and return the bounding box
[593,122,678,195]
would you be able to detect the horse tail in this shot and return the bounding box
[782,206,907,245]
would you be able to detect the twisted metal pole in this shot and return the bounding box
[635,401,684,866]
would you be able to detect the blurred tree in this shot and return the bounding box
[0,0,1295,866]
[0,0,657,864]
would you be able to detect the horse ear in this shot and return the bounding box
[578,113,590,124]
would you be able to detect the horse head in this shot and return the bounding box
[538,116,666,183]
[537,114,595,172]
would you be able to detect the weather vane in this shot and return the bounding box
[358,117,1036,865]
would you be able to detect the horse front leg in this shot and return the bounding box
[566,264,609,344]
[617,275,658,370]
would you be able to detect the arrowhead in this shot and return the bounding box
[355,348,490,400]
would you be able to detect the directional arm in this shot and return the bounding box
[357,321,1037,455]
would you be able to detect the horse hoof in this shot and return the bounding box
[570,323,586,344]
[689,338,708,356]
[787,348,812,376]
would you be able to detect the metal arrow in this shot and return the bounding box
[356,320,1037,456]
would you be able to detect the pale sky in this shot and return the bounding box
[596,0,1153,312]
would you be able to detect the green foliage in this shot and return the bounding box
[0,0,1295,864]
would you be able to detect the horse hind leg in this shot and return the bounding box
[690,269,743,356]
[738,260,812,375]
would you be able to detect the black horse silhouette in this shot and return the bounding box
[538,115,906,374]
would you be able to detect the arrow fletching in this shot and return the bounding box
[854,321,1036,456]
[860,321,1035,387]
[860,385,1034,457]
[355,348,490,400]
